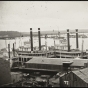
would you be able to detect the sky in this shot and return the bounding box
[0,1,88,32]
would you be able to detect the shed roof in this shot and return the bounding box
[71,59,88,66]
[73,68,88,83]
[25,57,88,67]
[25,57,73,65]
[26,57,62,65]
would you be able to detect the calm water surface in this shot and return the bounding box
[0,37,88,51]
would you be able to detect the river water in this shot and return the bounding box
[0,36,88,51]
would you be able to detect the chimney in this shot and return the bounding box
[67,29,70,52]
[30,28,33,51]
[38,28,41,50]
[76,29,78,49]
[8,44,10,58]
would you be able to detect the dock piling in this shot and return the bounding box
[13,43,15,57]
[8,44,10,58]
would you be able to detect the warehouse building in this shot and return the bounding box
[60,67,88,87]
[25,57,88,72]
[25,57,64,72]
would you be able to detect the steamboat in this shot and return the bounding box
[14,28,88,60]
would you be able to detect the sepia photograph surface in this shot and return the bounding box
[0,1,88,87]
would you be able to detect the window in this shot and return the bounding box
[24,58,26,62]
[19,58,21,61]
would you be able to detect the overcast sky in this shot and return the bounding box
[0,1,88,32]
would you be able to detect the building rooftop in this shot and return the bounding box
[25,57,88,67]
[71,59,88,67]
[73,68,88,83]
[26,57,63,65]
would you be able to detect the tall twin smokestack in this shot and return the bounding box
[30,28,33,51]
[30,28,78,52]
[38,28,41,51]
[30,28,41,51]
[76,29,78,49]
[67,29,70,52]
[67,29,79,52]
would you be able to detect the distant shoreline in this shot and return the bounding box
[0,30,88,39]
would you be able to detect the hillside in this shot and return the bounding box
[0,31,23,38]
[0,29,88,39]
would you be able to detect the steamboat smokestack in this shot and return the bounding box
[30,28,33,51]
[76,29,78,49]
[38,28,41,50]
[67,29,70,52]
